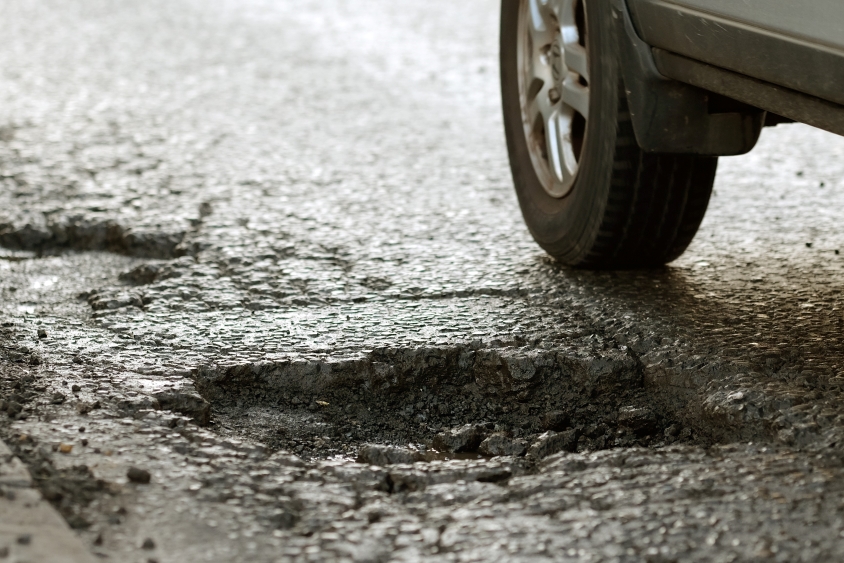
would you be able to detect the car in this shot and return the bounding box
[500,0,844,267]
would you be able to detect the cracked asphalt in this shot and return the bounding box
[3,0,844,561]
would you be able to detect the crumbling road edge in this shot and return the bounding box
[0,438,96,563]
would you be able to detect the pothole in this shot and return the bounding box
[197,342,700,463]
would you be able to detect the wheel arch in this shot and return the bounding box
[611,0,764,156]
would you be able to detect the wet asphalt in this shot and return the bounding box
[3,0,844,561]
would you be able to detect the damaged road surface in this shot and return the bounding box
[4,0,844,561]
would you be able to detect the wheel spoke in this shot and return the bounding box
[548,109,579,184]
[527,0,555,48]
[545,0,568,19]
[526,80,555,131]
[524,0,555,97]
[558,111,579,183]
[561,77,589,119]
[545,110,564,182]
[528,50,553,90]
[564,43,589,82]
[552,0,588,82]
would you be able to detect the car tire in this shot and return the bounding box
[500,0,718,268]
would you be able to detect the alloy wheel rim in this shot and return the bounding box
[517,0,590,198]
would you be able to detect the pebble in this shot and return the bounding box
[432,424,486,453]
[357,444,422,466]
[141,538,156,550]
[541,410,571,431]
[76,401,101,415]
[617,406,658,435]
[527,430,579,459]
[5,402,22,416]
[127,467,152,484]
[478,433,528,457]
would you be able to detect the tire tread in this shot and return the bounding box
[577,91,716,268]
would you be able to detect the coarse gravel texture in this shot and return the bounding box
[3,0,844,561]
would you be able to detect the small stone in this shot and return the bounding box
[71,384,81,392]
[118,264,161,286]
[37,328,47,339]
[72,356,84,365]
[528,429,579,459]
[357,444,422,466]
[266,451,306,467]
[478,433,528,457]
[432,424,486,453]
[664,423,682,439]
[50,393,66,405]
[16,534,31,545]
[41,485,63,502]
[617,406,658,435]
[141,538,155,550]
[76,401,100,415]
[127,467,151,484]
[58,443,73,454]
[153,390,210,426]
[541,410,570,431]
[67,514,90,529]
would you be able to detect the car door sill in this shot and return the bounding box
[653,49,844,138]
[628,0,844,107]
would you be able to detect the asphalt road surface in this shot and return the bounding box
[3,1,844,562]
